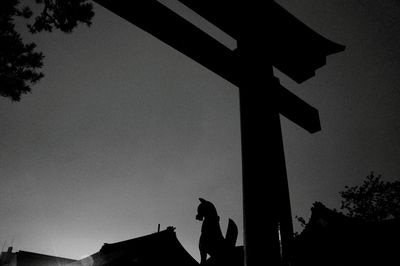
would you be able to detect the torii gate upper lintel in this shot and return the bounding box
[92,1,345,265]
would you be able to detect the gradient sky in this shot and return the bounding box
[1,0,400,262]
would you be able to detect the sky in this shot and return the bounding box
[1,0,400,262]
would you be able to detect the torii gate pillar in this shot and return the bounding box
[238,43,293,266]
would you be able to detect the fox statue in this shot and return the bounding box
[196,198,238,265]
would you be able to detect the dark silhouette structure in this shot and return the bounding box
[292,202,400,266]
[0,228,200,266]
[92,1,345,265]
[0,247,75,266]
[68,227,198,266]
[196,198,239,265]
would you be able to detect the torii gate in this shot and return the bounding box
[92,1,344,265]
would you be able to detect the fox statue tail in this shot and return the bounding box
[225,218,238,248]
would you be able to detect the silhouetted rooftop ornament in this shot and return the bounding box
[68,227,199,266]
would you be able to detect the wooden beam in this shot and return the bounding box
[93,0,239,86]
[179,0,345,83]
[178,0,239,39]
[276,79,321,133]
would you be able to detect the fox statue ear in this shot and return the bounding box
[199,198,206,203]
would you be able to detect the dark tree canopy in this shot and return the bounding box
[27,0,94,33]
[0,0,94,101]
[340,172,400,222]
[295,172,400,234]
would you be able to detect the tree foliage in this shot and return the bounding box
[27,0,94,33]
[340,172,400,222]
[295,172,400,234]
[0,0,94,101]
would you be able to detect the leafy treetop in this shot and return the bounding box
[340,172,400,222]
[295,172,400,235]
[0,0,94,101]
